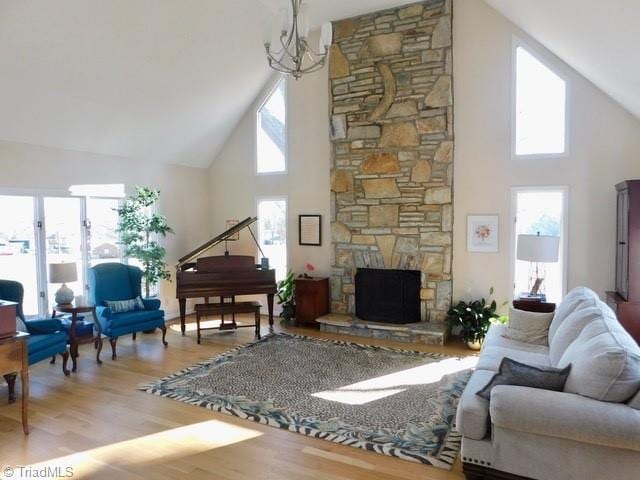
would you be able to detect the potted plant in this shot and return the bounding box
[276,270,296,325]
[445,287,503,350]
[117,186,174,298]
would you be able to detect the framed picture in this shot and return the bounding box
[467,215,499,253]
[299,214,322,246]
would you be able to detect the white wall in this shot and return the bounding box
[453,0,640,304]
[209,0,640,312]
[0,140,212,319]
[208,67,331,280]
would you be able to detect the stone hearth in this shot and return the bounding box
[329,0,454,339]
[317,313,447,345]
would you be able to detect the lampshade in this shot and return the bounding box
[517,234,560,263]
[48,262,78,284]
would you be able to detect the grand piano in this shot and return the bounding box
[176,217,277,335]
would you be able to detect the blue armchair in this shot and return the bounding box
[88,263,167,360]
[0,280,69,403]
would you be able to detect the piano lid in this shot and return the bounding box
[177,216,259,268]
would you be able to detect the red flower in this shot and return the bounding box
[306,263,315,272]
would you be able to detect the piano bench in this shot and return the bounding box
[194,301,262,344]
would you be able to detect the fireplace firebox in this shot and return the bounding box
[355,268,421,324]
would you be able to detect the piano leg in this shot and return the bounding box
[179,298,187,336]
[267,293,274,332]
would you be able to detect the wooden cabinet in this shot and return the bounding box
[294,277,329,328]
[612,180,640,343]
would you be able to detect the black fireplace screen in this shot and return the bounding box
[355,268,421,324]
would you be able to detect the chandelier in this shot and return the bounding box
[264,0,333,80]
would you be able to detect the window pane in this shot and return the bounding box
[257,79,286,173]
[87,198,121,267]
[0,196,39,316]
[515,46,566,156]
[44,197,84,307]
[258,199,287,281]
[514,191,564,302]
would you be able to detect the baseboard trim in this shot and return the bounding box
[463,463,533,480]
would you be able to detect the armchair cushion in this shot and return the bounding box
[108,309,164,330]
[25,318,64,335]
[28,331,67,355]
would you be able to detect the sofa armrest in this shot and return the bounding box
[142,298,161,311]
[25,318,63,334]
[490,385,640,452]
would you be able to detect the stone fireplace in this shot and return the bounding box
[324,0,453,344]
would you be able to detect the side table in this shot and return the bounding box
[294,277,330,328]
[0,332,29,434]
[52,303,102,372]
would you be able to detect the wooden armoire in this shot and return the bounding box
[606,180,640,343]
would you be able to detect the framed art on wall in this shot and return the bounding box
[299,215,321,246]
[467,215,499,253]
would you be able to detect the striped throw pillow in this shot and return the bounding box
[104,296,145,313]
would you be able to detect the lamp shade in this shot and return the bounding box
[517,234,560,263]
[48,262,78,284]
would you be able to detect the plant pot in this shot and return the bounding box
[467,339,483,350]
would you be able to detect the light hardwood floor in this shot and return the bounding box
[0,316,472,480]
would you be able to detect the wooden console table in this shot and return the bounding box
[52,303,102,372]
[1,332,29,434]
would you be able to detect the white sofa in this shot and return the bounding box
[456,287,640,480]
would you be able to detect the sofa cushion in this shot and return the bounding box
[503,307,554,346]
[476,357,571,400]
[548,286,599,343]
[558,314,640,402]
[476,345,551,372]
[455,369,494,440]
[629,389,640,409]
[549,306,604,366]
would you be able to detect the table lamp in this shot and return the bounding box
[49,262,78,305]
[517,233,560,297]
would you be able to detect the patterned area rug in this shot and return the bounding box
[140,333,474,469]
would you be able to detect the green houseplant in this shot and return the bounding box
[276,270,296,325]
[117,186,174,298]
[445,287,503,350]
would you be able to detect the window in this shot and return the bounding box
[257,197,287,281]
[256,77,287,174]
[514,43,567,157]
[511,187,567,303]
[0,190,123,316]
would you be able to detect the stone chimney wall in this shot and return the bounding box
[329,0,453,322]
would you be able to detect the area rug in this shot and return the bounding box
[139,333,474,469]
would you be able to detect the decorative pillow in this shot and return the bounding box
[503,307,554,345]
[476,357,571,400]
[16,316,28,333]
[104,296,146,314]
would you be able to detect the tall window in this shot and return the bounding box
[514,43,567,157]
[257,197,287,281]
[256,78,287,174]
[0,191,122,316]
[512,188,567,303]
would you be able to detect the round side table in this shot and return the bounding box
[52,303,103,372]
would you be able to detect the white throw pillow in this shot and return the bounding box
[548,286,599,343]
[16,316,28,333]
[502,307,554,346]
[558,317,640,402]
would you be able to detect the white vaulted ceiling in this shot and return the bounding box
[1,0,639,168]
[484,0,640,121]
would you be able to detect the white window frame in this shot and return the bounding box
[0,187,124,316]
[255,75,289,176]
[509,186,569,301]
[255,195,289,278]
[511,36,570,160]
